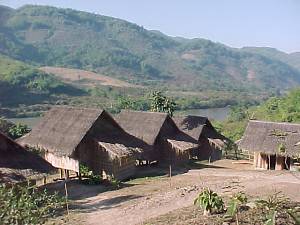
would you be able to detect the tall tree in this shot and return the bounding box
[150,91,176,117]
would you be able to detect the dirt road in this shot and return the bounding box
[51,160,300,225]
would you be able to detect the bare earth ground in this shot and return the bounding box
[48,160,300,225]
[40,66,139,88]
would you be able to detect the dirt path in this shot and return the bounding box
[52,161,300,225]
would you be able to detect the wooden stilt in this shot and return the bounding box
[169,164,172,188]
[64,174,70,215]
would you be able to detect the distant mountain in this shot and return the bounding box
[242,47,300,71]
[0,4,300,96]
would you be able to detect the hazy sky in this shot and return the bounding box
[1,0,299,53]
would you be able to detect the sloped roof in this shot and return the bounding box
[173,115,225,140]
[239,120,300,157]
[173,115,208,140]
[115,110,171,145]
[98,141,137,159]
[18,106,104,157]
[0,132,54,183]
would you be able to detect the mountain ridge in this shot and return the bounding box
[0,4,300,98]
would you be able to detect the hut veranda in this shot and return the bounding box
[239,120,300,170]
[18,107,144,180]
[0,131,54,185]
[174,116,226,161]
[115,110,199,166]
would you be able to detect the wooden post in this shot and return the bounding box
[64,173,70,216]
[169,164,172,188]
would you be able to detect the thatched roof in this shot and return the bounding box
[98,141,137,159]
[0,132,54,183]
[115,110,172,145]
[173,115,225,141]
[239,120,300,157]
[173,116,208,140]
[18,106,104,157]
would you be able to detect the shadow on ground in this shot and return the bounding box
[72,194,143,213]
[187,160,226,170]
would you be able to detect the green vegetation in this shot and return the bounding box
[226,192,248,223]
[255,192,292,225]
[0,184,64,225]
[8,123,30,139]
[79,164,102,185]
[0,54,84,107]
[194,188,224,216]
[150,91,176,116]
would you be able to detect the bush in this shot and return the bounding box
[79,164,102,185]
[0,184,64,225]
[8,123,31,139]
[194,188,224,216]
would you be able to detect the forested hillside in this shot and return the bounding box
[1,4,300,94]
[242,47,300,71]
[0,54,83,106]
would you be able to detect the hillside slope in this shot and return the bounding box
[242,47,300,71]
[0,54,83,106]
[0,4,299,94]
[39,67,139,88]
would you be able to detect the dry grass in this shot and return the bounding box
[40,67,139,88]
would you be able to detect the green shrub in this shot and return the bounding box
[79,164,102,185]
[256,192,290,225]
[226,192,248,223]
[8,123,31,139]
[0,184,64,225]
[194,188,224,216]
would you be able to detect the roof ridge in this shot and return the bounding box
[250,120,300,126]
[120,109,168,116]
[52,105,103,112]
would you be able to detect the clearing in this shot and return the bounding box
[40,67,139,88]
[48,160,300,225]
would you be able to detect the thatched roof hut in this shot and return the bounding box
[115,110,199,165]
[0,131,54,184]
[173,115,226,160]
[19,106,143,180]
[239,120,300,170]
[239,120,300,157]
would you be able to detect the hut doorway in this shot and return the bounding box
[268,155,276,170]
[284,157,291,170]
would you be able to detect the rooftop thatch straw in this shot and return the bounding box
[18,106,104,157]
[173,115,226,148]
[115,110,172,145]
[0,132,54,183]
[239,120,300,157]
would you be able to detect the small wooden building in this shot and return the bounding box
[18,107,143,180]
[239,120,300,170]
[115,110,199,165]
[174,115,226,161]
[0,131,54,185]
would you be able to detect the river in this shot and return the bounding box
[177,107,230,121]
[7,107,230,127]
